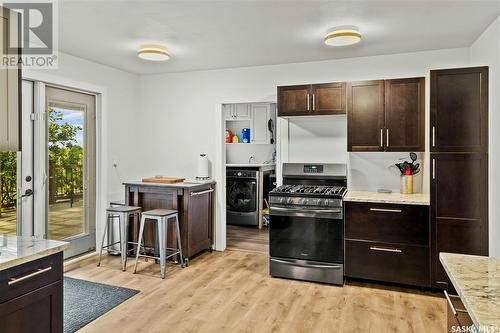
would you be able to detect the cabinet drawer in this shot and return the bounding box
[345,240,430,287]
[0,253,62,303]
[345,202,429,246]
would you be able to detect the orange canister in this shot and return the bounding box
[225,129,233,143]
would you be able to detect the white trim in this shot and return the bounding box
[23,70,107,255]
[33,81,46,238]
[214,103,226,251]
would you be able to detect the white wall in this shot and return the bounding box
[470,16,500,257]
[138,48,470,183]
[23,52,140,251]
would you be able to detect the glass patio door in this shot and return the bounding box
[0,80,34,236]
[45,86,96,258]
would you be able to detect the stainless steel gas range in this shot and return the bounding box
[269,163,347,285]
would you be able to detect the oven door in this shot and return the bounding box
[269,208,343,263]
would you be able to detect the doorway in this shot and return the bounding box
[44,86,96,258]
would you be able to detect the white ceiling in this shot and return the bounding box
[59,1,500,75]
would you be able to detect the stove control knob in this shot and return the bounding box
[237,172,242,177]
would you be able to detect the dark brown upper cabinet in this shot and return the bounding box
[347,80,385,152]
[384,78,425,152]
[347,78,425,152]
[430,67,488,153]
[278,83,346,117]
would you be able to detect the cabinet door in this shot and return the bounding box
[347,80,385,151]
[0,7,19,151]
[430,67,488,153]
[385,78,425,152]
[187,187,214,256]
[277,85,311,116]
[311,82,346,115]
[0,281,63,333]
[224,104,234,120]
[233,103,251,120]
[430,153,488,287]
[251,103,270,144]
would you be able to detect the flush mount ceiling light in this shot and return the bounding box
[137,44,170,61]
[324,26,361,47]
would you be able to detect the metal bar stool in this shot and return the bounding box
[98,205,141,271]
[133,209,185,279]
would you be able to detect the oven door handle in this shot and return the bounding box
[270,258,342,269]
[270,206,342,214]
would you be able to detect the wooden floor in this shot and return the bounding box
[226,224,269,253]
[66,250,446,333]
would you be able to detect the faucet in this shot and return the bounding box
[248,156,255,164]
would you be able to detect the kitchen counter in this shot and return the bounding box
[0,234,68,271]
[344,191,430,206]
[440,253,500,332]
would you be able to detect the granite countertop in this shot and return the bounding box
[123,180,216,188]
[344,191,430,205]
[0,235,69,271]
[440,253,500,332]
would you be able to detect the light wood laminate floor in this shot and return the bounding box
[66,250,446,333]
[226,224,269,253]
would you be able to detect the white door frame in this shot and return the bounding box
[213,100,279,252]
[23,71,106,256]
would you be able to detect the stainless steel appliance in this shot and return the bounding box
[269,163,347,285]
[226,168,259,226]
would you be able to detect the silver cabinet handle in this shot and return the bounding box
[190,188,214,196]
[432,159,436,180]
[380,129,383,147]
[306,94,310,110]
[370,246,402,253]
[369,208,402,213]
[386,129,389,147]
[312,94,315,111]
[8,266,52,285]
[432,126,436,147]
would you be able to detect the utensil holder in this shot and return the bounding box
[400,175,413,194]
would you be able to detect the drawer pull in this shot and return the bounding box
[369,246,402,253]
[369,208,402,213]
[8,266,52,285]
[444,290,469,314]
[190,188,214,196]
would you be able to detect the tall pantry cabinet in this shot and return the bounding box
[430,67,489,289]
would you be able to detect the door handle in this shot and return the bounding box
[432,159,436,180]
[312,94,315,111]
[8,267,52,285]
[380,129,383,147]
[20,189,33,198]
[386,129,389,147]
[432,126,436,147]
[306,94,310,111]
[369,246,402,253]
[369,208,402,213]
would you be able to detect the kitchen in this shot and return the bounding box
[1,1,500,333]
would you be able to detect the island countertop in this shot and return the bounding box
[0,235,69,271]
[344,191,430,205]
[440,252,500,332]
[123,180,215,189]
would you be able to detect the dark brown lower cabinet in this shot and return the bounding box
[0,253,63,333]
[125,183,215,258]
[345,201,430,287]
[430,153,488,288]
